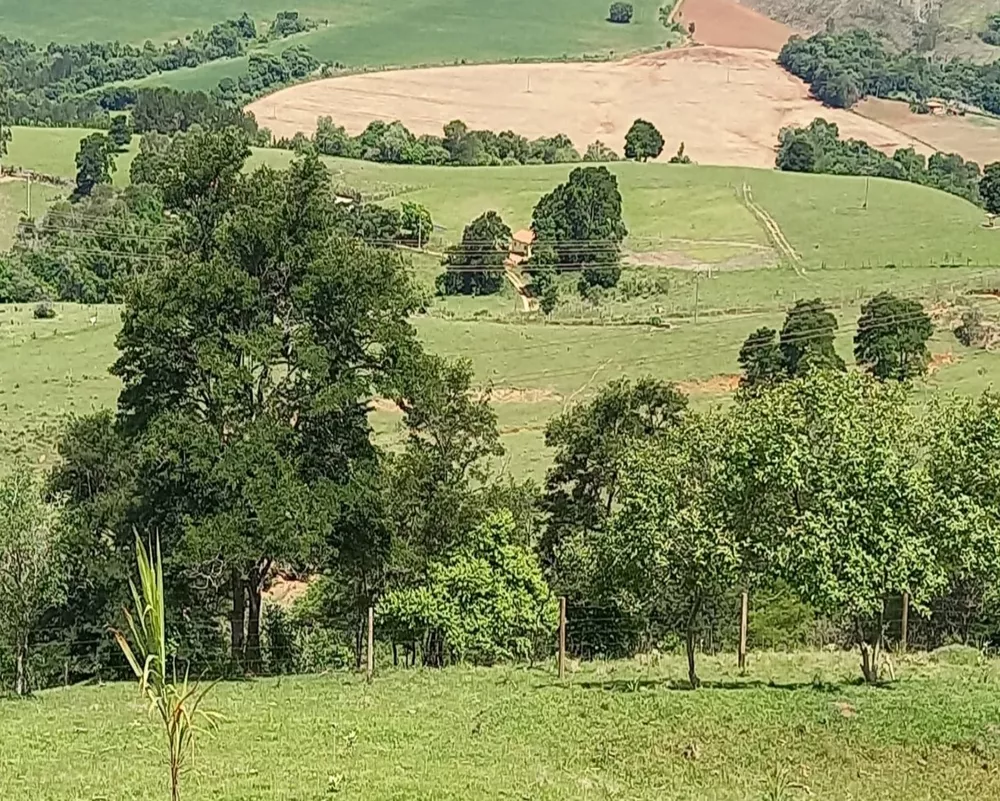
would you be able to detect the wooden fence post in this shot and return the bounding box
[900,591,909,654]
[367,605,374,682]
[558,596,567,680]
[738,590,749,672]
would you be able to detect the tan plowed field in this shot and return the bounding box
[249,46,928,169]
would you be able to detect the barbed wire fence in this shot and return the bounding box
[4,583,997,697]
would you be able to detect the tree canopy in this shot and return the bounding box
[437,211,511,296]
[854,292,933,381]
[624,119,665,161]
[529,166,628,290]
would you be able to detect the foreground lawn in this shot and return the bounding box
[2,652,1000,800]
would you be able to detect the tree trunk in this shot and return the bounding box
[859,603,885,684]
[860,639,880,684]
[14,633,28,697]
[245,570,263,674]
[686,595,703,689]
[392,642,398,667]
[355,610,364,671]
[230,567,245,665]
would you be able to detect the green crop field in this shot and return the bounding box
[1,0,668,94]
[3,652,1000,800]
[5,126,1000,477]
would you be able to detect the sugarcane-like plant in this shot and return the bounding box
[113,536,219,801]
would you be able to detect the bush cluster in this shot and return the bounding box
[278,116,593,166]
[777,118,985,205]
[779,29,1000,114]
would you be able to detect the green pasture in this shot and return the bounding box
[4,652,1000,800]
[0,180,64,251]
[4,127,1000,476]
[4,301,997,479]
[0,0,668,93]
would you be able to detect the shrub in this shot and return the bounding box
[928,643,983,666]
[609,2,633,23]
[33,301,56,320]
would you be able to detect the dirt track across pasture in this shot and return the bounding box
[250,47,928,169]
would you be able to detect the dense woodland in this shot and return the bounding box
[776,118,985,205]
[779,29,1000,112]
[0,11,319,130]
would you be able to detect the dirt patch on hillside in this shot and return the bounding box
[250,47,928,168]
[675,0,798,51]
[927,351,959,374]
[855,98,1000,166]
[677,374,742,394]
[491,387,563,403]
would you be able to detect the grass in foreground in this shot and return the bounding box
[2,651,1000,800]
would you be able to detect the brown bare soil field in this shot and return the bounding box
[249,47,927,168]
[674,0,797,51]
[855,98,1000,166]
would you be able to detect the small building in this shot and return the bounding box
[511,229,535,259]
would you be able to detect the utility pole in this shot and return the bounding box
[558,597,567,679]
[26,172,31,218]
[738,590,749,672]
[863,177,870,210]
[693,270,700,323]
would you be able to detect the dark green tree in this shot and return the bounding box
[608,2,634,23]
[112,151,423,670]
[624,118,665,161]
[854,292,933,381]
[74,133,116,199]
[399,201,433,247]
[540,281,559,315]
[108,116,132,150]
[130,127,251,257]
[541,377,687,655]
[779,298,845,376]
[981,162,1000,216]
[437,211,511,296]
[0,87,11,159]
[530,166,628,289]
[738,327,786,389]
[776,135,816,172]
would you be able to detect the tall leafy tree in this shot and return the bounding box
[112,148,422,670]
[981,162,1000,216]
[737,327,786,389]
[730,371,942,683]
[530,166,628,289]
[437,211,511,296]
[779,297,845,375]
[854,292,933,381]
[0,466,64,696]
[602,413,740,688]
[74,133,116,199]
[541,377,687,655]
[924,391,1000,639]
[623,119,664,161]
[108,115,133,150]
[0,86,11,159]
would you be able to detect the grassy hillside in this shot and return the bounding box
[2,0,668,93]
[3,653,1000,800]
[5,126,1000,476]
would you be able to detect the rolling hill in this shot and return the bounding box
[3,125,1000,475]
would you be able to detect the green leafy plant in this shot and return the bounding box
[113,536,220,801]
